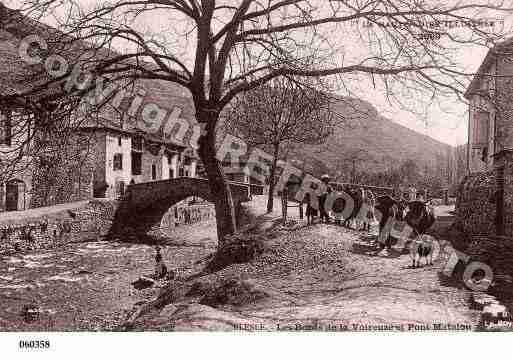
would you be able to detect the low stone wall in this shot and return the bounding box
[0,198,216,254]
[0,199,118,254]
[454,172,496,237]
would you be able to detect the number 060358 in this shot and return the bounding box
[19,340,50,349]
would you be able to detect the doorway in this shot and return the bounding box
[5,179,25,211]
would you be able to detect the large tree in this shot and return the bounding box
[223,77,334,213]
[5,0,512,243]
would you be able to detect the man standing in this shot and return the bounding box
[319,174,332,223]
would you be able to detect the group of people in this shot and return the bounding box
[305,175,377,231]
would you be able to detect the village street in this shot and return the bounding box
[0,197,480,331]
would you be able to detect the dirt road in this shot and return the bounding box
[139,219,480,331]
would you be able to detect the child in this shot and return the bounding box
[361,189,375,232]
[154,246,168,279]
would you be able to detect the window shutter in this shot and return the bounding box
[473,111,489,148]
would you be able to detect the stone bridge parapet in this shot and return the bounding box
[109,178,252,238]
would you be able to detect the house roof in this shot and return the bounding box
[464,37,513,99]
[0,4,81,100]
[0,3,197,149]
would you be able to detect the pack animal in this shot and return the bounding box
[343,188,363,229]
[404,201,436,267]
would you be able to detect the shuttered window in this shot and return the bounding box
[472,111,489,148]
[113,153,123,171]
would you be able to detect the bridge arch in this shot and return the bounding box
[108,177,251,238]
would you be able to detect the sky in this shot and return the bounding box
[5,0,513,147]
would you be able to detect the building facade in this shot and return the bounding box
[87,127,198,199]
[461,38,513,236]
[466,38,513,173]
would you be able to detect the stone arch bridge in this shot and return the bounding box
[109,177,253,238]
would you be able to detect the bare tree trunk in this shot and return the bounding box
[266,144,280,213]
[198,114,237,245]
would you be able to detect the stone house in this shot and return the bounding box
[460,37,513,235]
[0,3,200,211]
[81,126,198,200]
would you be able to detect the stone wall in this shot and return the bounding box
[30,132,96,208]
[0,198,216,254]
[498,151,513,237]
[160,202,216,230]
[0,199,117,253]
[455,171,496,236]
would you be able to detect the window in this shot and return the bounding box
[132,136,143,151]
[118,136,122,146]
[0,111,12,146]
[179,167,184,177]
[152,164,157,180]
[131,152,142,175]
[169,168,175,179]
[113,153,123,171]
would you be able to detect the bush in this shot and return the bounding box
[205,233,266,272]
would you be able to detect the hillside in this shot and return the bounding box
[292,96,454,177]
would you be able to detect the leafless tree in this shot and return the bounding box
[223,77,334,213]
[3,0,512,242]
[334,148,370,183]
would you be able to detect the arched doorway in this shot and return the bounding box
[5,179,26,211]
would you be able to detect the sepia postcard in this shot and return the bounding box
[0,0,512,357]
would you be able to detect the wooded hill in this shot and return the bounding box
[290,96,457,181]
